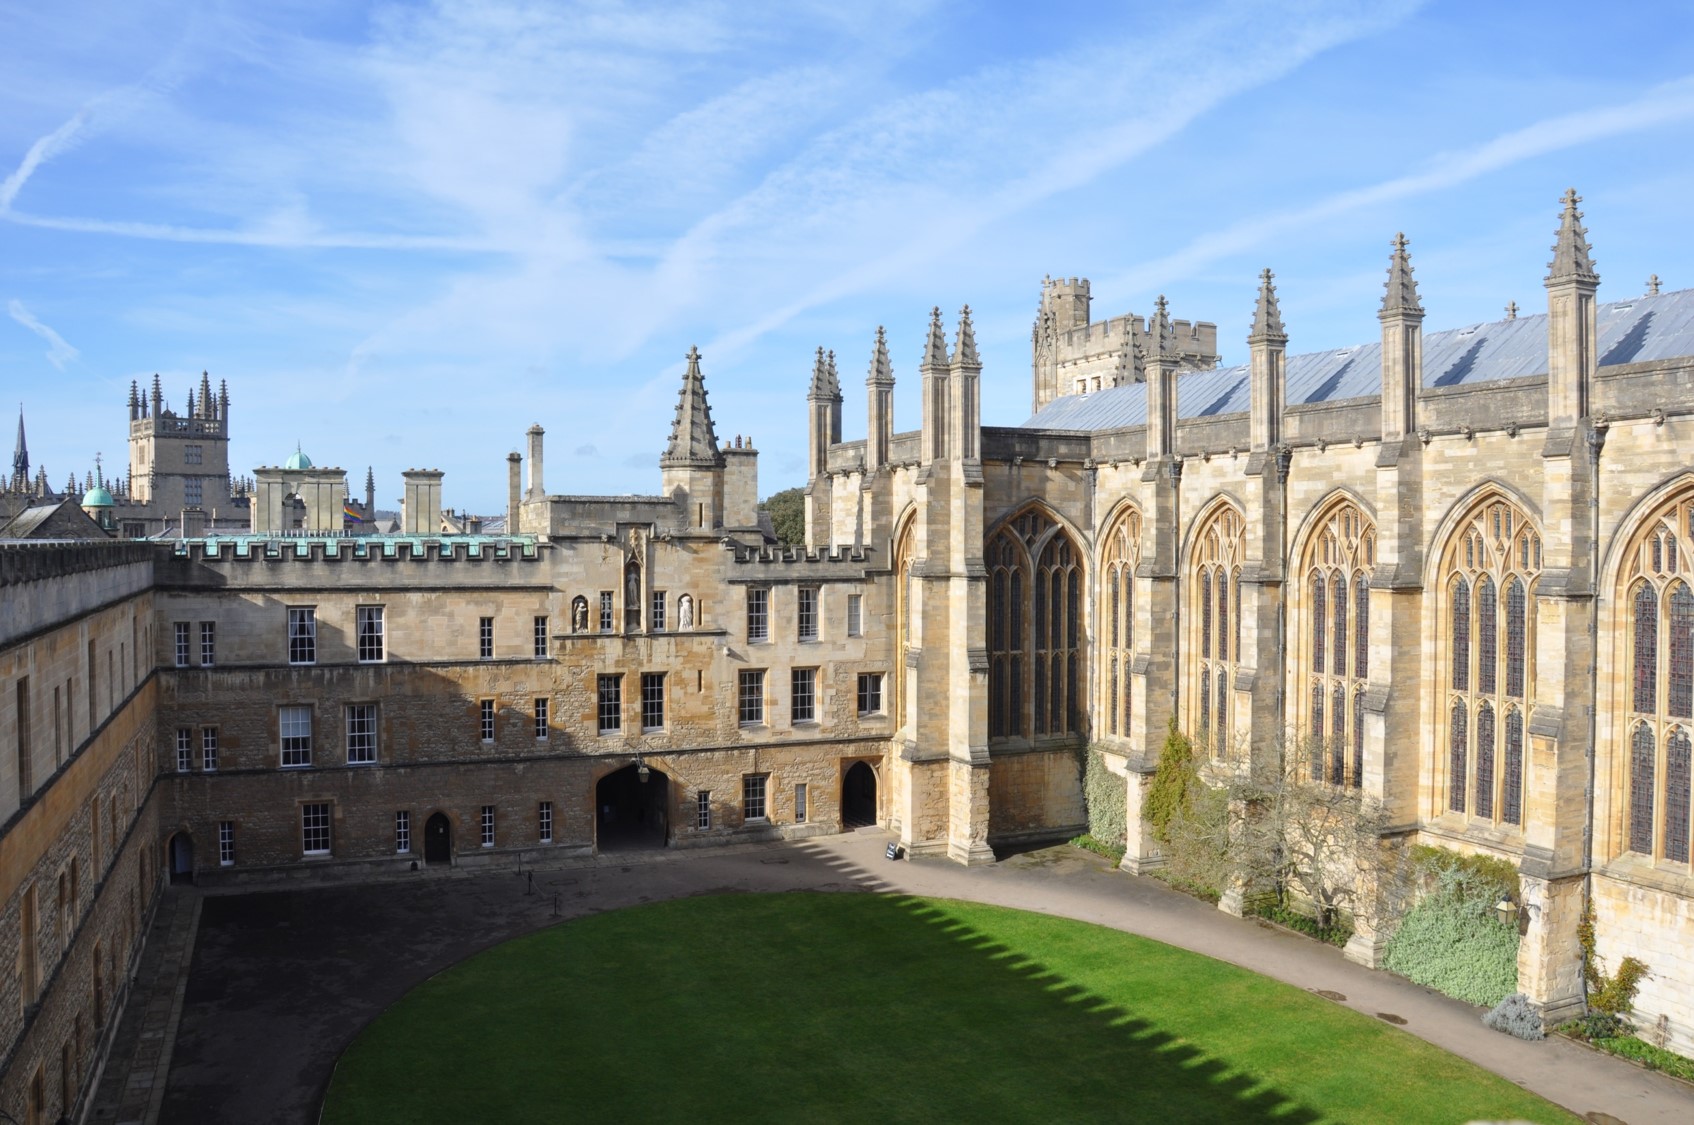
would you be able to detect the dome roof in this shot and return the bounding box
[81,485,114,508]
[284,448,313,470]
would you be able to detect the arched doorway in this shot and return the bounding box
[842,762,877,828]
[424,813,452,865]
[596,763,670,852]
[168,833,194,884]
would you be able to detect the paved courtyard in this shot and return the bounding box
[88,830,1694,1125]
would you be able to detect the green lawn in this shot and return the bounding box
[322,893,1576,1124]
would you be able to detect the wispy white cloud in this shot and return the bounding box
[1105,75,1694,297]
[8,299,80,370]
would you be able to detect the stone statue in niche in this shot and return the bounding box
[571,596,588,634]
[677,593,693,630]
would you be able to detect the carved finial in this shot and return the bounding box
[1380,232,1424,319]
[1151,295,1173,358]
[867,325,894,386]
[825,349,839,397]
[1647,273,1661,296]
[1546,188,1598,286]
[808,346,833,400]
[1248,268,1287,344]
[952,305,980,367]
[922,306,949,369]
[1505,300,1518,320]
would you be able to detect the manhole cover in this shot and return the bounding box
[1376,1012,1407,1025]
[1313,990,1346,1002]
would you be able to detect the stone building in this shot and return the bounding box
[0,188,1692,1121]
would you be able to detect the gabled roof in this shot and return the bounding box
[1022,288,1694,431]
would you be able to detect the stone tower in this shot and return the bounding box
[660,346,726,531]
[127,371,232,516]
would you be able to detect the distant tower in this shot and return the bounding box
[1031,276,1092,414]
[660,347,726,530]
[128,371,232,513]
[11,406,27,487]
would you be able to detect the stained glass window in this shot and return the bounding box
[1352,691,1366,789]
[1666,729,1691,864]
[1331,683,1345,783]
[1634,583,1658,714]
[1477,575,1498,696]
[1476,702,1496,820]
[1630,723,1656,855]
[1668,582,1694,719]
[1452,579,1471,692]
[1503,710,1524,826]
[1202,571,1213,661]
[1312,573,1326,674]
[1450,701,1468,814]
[1505,578,1527,698]
[1311,684,1325,779]
[1355,576,1370,680]
[1332,573,1347,680]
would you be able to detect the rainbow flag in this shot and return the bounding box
[343,504,366,523]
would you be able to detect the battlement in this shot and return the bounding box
[130,415,228,439]
[0,540,161,588]
[170,534,543,563]
[725,540,874,578]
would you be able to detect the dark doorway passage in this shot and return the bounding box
[424,813,452,865]
[169,833,194,884]
[596,764,669,852]
[842,762,877,828]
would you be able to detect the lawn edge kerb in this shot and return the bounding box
[320,890,1579,1125]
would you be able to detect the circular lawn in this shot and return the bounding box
[322,892,1574,1124]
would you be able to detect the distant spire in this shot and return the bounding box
[1648,273,1661,296]
[1380,233,1424,319]
[952,305,980,367]
[867,326,894,386]
[12,405,27,484]
[1248,268,1287,344]
[127,380,139,420]
[922,307,949,369]
[365,465,375,489]
[661,346,725,468]
[1150,295,1173,359]
[218,378,229,418]
[186,388,196,417]
[1546,188,1598,286]
[200,371,213,418]
[826,350,840,397]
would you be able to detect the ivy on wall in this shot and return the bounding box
[1382,854,1520,1008]
[1079,745,1128,849]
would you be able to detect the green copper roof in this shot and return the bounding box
[284,448,313,470]
[81,485,115,508]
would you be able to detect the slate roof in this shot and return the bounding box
[1023,288,1694,431]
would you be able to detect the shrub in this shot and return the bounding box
[1142,720,1195,844]
[1575,898,1649,1035]
[1482,993,1544,1041]
[1382,870,1519,1008]
[1079,747,1128,849]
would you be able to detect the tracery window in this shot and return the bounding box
[1100,506,1141,739]
[1442,497,1539,825]
[1621,499,1694,865]
[989,508,1084,741]
[1299,500,1374,784]
[1191,504,1244,756]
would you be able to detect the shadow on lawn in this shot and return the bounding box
[794,842,1323,1124]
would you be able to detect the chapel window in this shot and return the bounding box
[1191,504,1244,757]
[988,508,1083,741]
[1100,507,1140,740]
[1300,500,1374,784]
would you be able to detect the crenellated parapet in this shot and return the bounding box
[168,534,543,564]
[0,540,161,588]
[723,541,874,578]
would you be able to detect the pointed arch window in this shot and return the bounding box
[1299,500,1375,785]
[1442,498,1539,826]
[1618,504,1694,865]
[894,519,917,730]
[989,510,1083,742]
[1190,505,1244,757]
[1100,508,1141,740]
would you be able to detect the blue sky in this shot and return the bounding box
[4,0,1694,514]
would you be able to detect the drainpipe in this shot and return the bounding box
[1580,417,1607,1006]
[1275,443,1294,761]
[1169,455,1184,724]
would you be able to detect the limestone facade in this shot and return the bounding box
[3,189,1694,1121]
